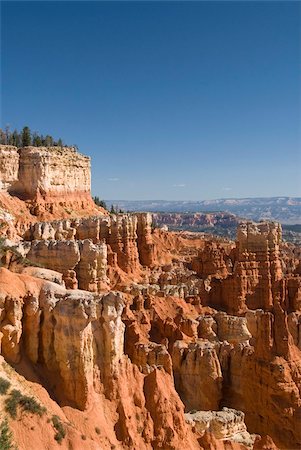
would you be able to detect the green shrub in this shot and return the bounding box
[5,389,46,419]
[18,394,46,416]
[0,418,15,450]
[0,377,11,395]
[52,415,66,444]
[5,390,21,419]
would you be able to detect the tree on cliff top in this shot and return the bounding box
[0,126,68,148]
[21,126,31,147]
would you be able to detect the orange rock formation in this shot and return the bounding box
[0,144,299,449]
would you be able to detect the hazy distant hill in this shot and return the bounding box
[106,197,301,224]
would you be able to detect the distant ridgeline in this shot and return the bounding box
[0,126,75,148]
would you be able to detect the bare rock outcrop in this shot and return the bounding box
[25,238,109,291]
[22,213,161,289]
[191,241,231,278]
[21,266,64,285]
[0,145,300,450]
[0,145,107,238]
[131,342,172,374]
[0,268,123,408]
[0,268,203,449]
[185,407,255,447]
[208,222,284,314]
[12,146,91,201]
[136,212,156,267]
[76,239,109,291]
[0,145,19,190]
[172,340,223,411]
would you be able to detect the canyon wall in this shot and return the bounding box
[0,144,300,449]
[2,145,91,199]
[0,268,201,450]
[22,213,159,291]
[0,145,106,235]
[0,145,91,200]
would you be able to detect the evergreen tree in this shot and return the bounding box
[8,133,15,146]
[0,129,6,145]
[9,130,21,147]
[93,197,107,209]
[5,126,10,145]
[44,135,53,147]
[0,126,73,149]
[21,126,31,147]
[110,205,116,214]
[32,133,42,147]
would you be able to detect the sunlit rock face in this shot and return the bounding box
[21,212,157,291]
[0,141,300,449]
[207,222,284,314]
[12,146,91,200]
[0,268,124,409]
[0,145,19,191]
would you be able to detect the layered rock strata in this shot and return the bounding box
[0,268,123,408]
[185,408,256,447]
[206,222,284,314]
[26,239,109,291]
[0,268,202,449]
[0,145,105,232]
[0,145,19,190]
[20,213,159,291]
[12,146,91,200]
[0,141,300,449]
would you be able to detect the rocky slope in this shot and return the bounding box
[0,144,300,449]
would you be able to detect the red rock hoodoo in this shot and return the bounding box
[0,144,300,449]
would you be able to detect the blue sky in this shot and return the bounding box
[1,1,300,200]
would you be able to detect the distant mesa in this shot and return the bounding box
[106,197,301,224]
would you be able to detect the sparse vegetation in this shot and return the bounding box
[5,389,46,419]
[0,377,11,395]
[4,390,21,418]
[81,435,87,440]
[93,196,107,210]
[95,426,101,434]
[109,204,124,214]
[0,239,45,270]
[0,418,16,450]
[52,415,66,444]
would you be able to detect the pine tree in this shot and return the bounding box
[0,129,6,144]
[32,133,42,147]
[5,126,10,145]
[44,135,53,147]
[8,130,20,147]
[21,126,31,147]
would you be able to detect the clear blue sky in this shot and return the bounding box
[1,1,300,200]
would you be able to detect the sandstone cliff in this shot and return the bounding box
[0,143,300,449]
[0,145,107,237]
